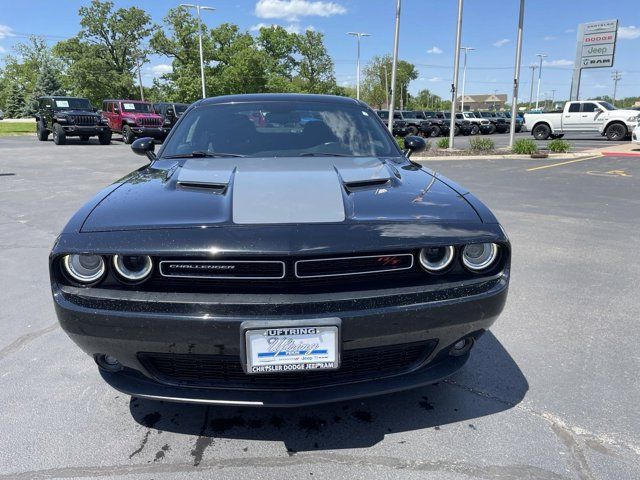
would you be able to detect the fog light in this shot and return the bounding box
[449,338,473,356]
[96,354,123,372]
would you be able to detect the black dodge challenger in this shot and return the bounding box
[50,94,510,407]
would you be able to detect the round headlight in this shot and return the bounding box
[462,243,498,271]
[113,255,153,282]
[63,254,106,284]
[419,246,455,272]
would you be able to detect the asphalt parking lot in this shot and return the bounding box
[444,130,629,151]
[1,135,638,479]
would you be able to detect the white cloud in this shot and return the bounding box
[543,35,556,41]
[427,77,441,83]
[0,46,5,53]
[565,28,575,34]
[492,38,510,47]
[0,25,15,39]
[255,0,346,21]
[150,64,173,75]
[543,59,574,67]
[619,25,640,40]
[427,46,442,54]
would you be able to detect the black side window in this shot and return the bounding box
[568,103,581,113]
[582,103,599,113]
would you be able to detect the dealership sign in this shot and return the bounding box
[576,19,618,69]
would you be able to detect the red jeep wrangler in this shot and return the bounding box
[101,100,170,144]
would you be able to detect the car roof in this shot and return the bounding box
[39,96,89,100]
[196,93,363,107]
[103,99,151,103]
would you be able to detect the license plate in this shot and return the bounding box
[245,325,339,374]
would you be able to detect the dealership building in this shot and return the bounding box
[457,94,508,110]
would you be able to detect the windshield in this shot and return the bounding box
[121,102,153,113]
[161,101,400,158]
[174,104,188,114]
[463,113,475,119]
[599,102,616,111]
[51,98,92,110]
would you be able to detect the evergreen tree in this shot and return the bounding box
[5,82,26,118]
[24,58,65,116]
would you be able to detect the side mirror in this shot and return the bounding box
[166,108,175,117]
[113,107,120,114]
[131,137,157,161]
[402,135,427,158]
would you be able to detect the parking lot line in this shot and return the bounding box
[526,155,602,172]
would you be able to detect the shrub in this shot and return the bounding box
[395,136,405,150]
[469,137,495,152]
[547,139,571,153]
[436,137,449,149]
[512,138,538,155]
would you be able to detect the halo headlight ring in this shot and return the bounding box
[418,246,455,273]
[62,254,106,285]
[112,255,153,283]
[462,243,499,272]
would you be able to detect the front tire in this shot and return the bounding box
[98,130,112,145]
[36,120,49,141]
[454,125,461,136]
[407,125,419,136]
[532,123,551,140]
[429,125,441,137]
[122,125,135,144]
[484,124,496,135]
[605,123,627,141]
[52,124,66,145]
[471,124,480,135]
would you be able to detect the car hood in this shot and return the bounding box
[80,157,481,232]
[604,109,640,118]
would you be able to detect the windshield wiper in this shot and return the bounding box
[299,152,352,157]
[163,151,246,159]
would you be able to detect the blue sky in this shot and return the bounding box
[1,0,639,102]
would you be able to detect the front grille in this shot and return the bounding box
[70,115,98,126]
[159,260,285,280]
[139,340,438,390]
[139,117,162,127]
[295,253,413,278]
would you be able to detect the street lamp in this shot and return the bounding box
[387,0,402,135]
[459,47,474,112]
[347,32,371,101]
[535,53,547,109]
[180,3,216,99]
[448,0,464,150]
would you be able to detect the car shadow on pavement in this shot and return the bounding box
[129,332,527,454]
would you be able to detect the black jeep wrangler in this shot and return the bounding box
[153,102,189,129]
[35,96,111,145]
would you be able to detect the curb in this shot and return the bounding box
[413,152,596,161]
[599,151,640,158]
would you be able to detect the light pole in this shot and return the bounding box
[528,64,537,106]
[508,0,525,148]
[180,3,215,99]
[611,70,621,106]
[535,53,547,109]
[347,32,371,101]
[382,65,389,107]
[387,0,401,136]
[448,0,464,150]
[459,46,474,112]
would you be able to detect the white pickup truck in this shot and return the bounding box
[525,100,640,141]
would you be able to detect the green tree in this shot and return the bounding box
[53,0,152,104]
[5,82,26,118]
[362,55,418,109]
[294,30,338,94]
[24,58,66,115]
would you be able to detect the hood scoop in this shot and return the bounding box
[344,178,390,191]
[175,158,237,194]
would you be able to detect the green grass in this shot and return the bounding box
[0,122,35,135]
[547,139,571,153]
[512,138,538,155]
[436,137,449,149]
[469,137,495,152]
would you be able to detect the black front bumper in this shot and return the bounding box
[129,126,171,138]
[61,125,110,136]
[53,272,508,407]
